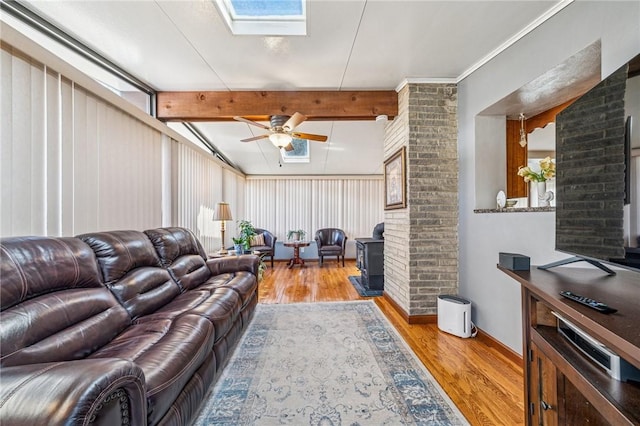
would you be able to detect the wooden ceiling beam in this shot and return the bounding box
[156,90,398,122]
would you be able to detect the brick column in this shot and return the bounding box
[384,83,458,317]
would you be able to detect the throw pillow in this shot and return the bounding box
[250,233,265,247]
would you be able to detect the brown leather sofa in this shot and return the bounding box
[0,227,258,426]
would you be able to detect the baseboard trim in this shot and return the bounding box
[475,327,523,366]
[382,292,437,324]
[382,292,522,365]
[382,292,408,321]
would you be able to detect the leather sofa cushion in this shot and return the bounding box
[0,236,105,311]
[79,230,180,320]
[145,227,210,291]
[163,253,211,291]
[0,236,131,367]
[78,231,162,284]
[90,314,214,425]
[111,266,179,320]
[144,227,207,267]
[134,288,242,343]
[318,244,343,254]
[197,272,258,309]
[1,288,130,367]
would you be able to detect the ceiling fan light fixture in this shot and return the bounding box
[269,132,293,148]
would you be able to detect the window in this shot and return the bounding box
[281,139,310,163]
[214,0,306,35]
[1,1,154,114]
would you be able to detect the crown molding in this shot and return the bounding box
[456,0,574,82]
[394,0,574,89]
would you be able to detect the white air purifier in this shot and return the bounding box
[437,295,472,338]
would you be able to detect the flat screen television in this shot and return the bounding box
[546,58,640,275]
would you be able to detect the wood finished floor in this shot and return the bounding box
[258,260,525,426]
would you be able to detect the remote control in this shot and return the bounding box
[559,291,617,314]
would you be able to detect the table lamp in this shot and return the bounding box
[213,202,233,254]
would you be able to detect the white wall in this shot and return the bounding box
[458,1,640,354]
[474,115,506,209]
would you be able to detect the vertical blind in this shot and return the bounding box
[245,177,384,241]
[1,46,164,236]
[172,141,224,252]
[1,42,243,248]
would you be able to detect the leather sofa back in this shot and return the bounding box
[0,236,131,367]
[144,227,210,291]
[79,230,180,320]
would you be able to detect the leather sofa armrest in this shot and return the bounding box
[206,254,260,277]
[0,358,146,426]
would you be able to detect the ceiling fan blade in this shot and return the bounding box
[234,116,270,130]
[282,112,307,131]
[240,134,269,142]
[284,143,295,152]
[291,132,328,142]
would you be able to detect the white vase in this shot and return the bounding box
[536,181,554,207]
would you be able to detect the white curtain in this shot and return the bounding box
[1,41,244,247]
[172,141,229,253]
[1,46,163,236]
[244,177,384,241]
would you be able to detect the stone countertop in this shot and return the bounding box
[474,206,555,213]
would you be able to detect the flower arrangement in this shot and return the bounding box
[517,157,556,182]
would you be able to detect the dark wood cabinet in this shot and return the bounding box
[500,266,640,425]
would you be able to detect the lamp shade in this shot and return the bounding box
[213,202,233,221]
[269,132,293,148]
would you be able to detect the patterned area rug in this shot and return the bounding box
[193,301,468,425]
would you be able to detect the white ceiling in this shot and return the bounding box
[18,0,567,175]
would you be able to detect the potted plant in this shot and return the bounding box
[231,237,244,254]
[287,229,306,241]
[235,219,256,253]
[257,260,266,282]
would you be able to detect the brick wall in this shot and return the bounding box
[383,86,411,309]
[556,65,627,261]
[384,83,458,316]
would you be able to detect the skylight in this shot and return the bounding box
[281,139,309,163]
[214,0,306,36]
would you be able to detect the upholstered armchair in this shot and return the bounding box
[250,228,277,267]
[315,228,347,266]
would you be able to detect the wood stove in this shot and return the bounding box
[355,237,384,290]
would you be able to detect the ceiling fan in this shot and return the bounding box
[234,112,328,151]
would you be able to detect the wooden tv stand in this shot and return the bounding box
[499,265,640,425]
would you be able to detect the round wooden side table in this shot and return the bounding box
[283,240,311,268]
